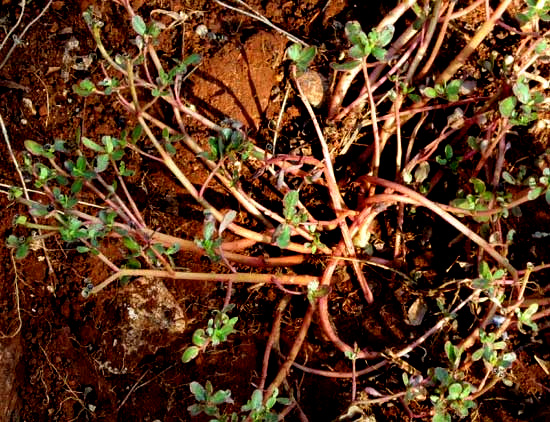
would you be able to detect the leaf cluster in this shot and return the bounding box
[272,190,307,248]
[182,305,238,363]
[422,79,463,102]
[333,21,394,70]
[499,78,544,126]
[286,43,316,74]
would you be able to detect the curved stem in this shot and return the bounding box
[359,175,518,283]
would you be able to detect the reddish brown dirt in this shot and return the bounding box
[0,1,549,422]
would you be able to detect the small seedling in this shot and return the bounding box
[286,43,316,74]
[332,21,395,70]
[6,234,30,259]
[422,79,463,102]
[515,303,539,333]
[188,381,235,421]
[182,305,238,363]
[272,190,307,248]
[429,366,476,422]
[195,210,223,262]
[499,78,544,126]
[435,145,462,173]
[241,388,291,422]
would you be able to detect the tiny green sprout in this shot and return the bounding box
[451,178,499,222]
[444,341,464,370]
[241,387,291,422]
[97,77,119,95]
[6,235,30,259]
[131,15,147,36]
[286,43,317,74]
[8,186,23,200]
[515,303,539,333]
[472,330,507,363]
[499,78,542,126]
[195,210,222,262]
[304,225,326,253]
[435,145,462,173]
[333,21,394,70]
[159,53,201,85]
[73,79,96,97]
[273,190,307,248]
[182,306,238,363]
[306,280,330,304]
[422,80,462,101]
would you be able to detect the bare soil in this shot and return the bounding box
[0,1,549,421]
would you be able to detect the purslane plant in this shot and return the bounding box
[4,0,550,420]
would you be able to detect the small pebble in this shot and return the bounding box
[296,70,325,107]
[195,24,209,38]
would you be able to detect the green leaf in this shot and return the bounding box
[187,403,202,417]
[349,44,366,59]
[499,96,517,117]
[501,352,517,366]
[286,43,302,62]
[423,87,438,98]
[266,394,277,409]
[479,261,491,280]
[446,79,462,101]
[14,215,27,225]
[528,186,543,200]
[345,21,363,39]
[432,411,451,422]
[445,341,462,367]
[535,40,547,54]
[123,236,141,252]
[102,136,115,154]
[95,154,110,173]
[211,389,233,405]
[132,15,147,36]
[249,389,264,411]
[283,190,299,219]
[378,24,395,46]
[192,329,207,347]
[15,243,29,259]
[502,171,516,185]
[513,81,531,104]
[72,79,95,97]
[182,346,201,363]
[131,125,142,143]
[189,381,206,401]
[470,177,486,194]
[76,246,90,253]
[472,348,484,361]
[24,140,45,156]
[298,46,317,69]
[82,136,104,152]
[372,46,387,61]
[445,144,453,160]
[447,383,462,401]
[275,224,291,248]
[71,179,83,194]
[434,367,451,385]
